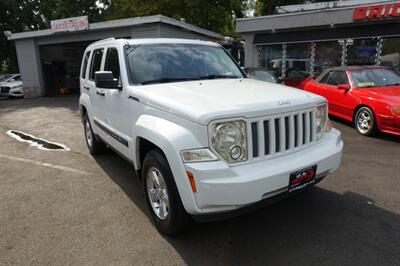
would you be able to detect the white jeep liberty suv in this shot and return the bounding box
[79,38,343,235]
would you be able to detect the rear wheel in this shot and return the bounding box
[142,149,189,235]
[83,114,106,155]
[355,107,377,136]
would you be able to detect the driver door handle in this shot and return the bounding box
[83,85,89,90]
[96,91,105,96]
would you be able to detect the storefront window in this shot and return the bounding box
[347,38,377,66]
[314,41,342,75]
[258,45,283,79]
[381,37,400,72]
[284,43,311,86]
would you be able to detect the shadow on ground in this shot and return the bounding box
[94,149,400,266]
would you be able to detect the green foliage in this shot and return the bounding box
[0,0,327,73]
[104,0,247,35]
[254,0,327,16]
[0,0,107,73]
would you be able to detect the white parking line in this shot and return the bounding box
[0,154,90,176]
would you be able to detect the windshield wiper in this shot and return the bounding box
[140,77,199,85]
[385,83,400,87]
[198,74,241,80]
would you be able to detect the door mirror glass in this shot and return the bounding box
[337,84,350,91]
[95,71,118,89]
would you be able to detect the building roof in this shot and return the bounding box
[7,15,224,41]
[236,0,400,33]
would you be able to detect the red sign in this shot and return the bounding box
[353,3,400,21]
[51,16,89,33]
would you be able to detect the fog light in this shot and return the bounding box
[230,145,242,160]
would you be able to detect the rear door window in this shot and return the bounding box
[326,71,348,86]
[81,51,91,79]
[104,48,121,81]
[89,48,104,81]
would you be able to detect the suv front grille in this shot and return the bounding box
[248,109,317,161]
[1,87,10,93]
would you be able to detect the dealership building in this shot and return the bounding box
[237,0,400,83]
[5,15,224,97]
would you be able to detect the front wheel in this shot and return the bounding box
[355,107,377,136]
[142,150,189,236]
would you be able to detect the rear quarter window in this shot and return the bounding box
[81,51,91,79]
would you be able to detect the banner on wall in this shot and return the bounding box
[51,16,89,33]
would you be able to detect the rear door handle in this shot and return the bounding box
[96,91,105,96]
[83,86,89,90]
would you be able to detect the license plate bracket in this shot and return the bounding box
[288,165,317,192]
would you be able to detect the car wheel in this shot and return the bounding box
[83,114,106,155]
[355,107,377,136]
[142,149,189,236]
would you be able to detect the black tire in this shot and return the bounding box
[142,149,189,236]
[83,114,106,155]
[355,107,377,136]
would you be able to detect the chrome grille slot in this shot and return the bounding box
[248,109,317,161]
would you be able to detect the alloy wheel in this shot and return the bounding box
[146,166,170,220]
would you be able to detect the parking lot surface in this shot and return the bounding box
[0,96,399,265]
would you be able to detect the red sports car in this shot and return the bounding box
[302,66,400,136]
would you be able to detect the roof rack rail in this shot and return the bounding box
[90,37,116,45]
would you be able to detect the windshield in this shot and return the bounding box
[0,75,13,82]
[351,68,400,88]
[126,43,244,85]
[248,69,277,83]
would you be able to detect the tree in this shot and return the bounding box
[254,0,327,16]
[104,0,248,35]
[0,0,107,73]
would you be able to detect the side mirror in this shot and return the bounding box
[95,71,119,89]
[337,84,350,91]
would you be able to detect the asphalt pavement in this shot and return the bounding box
[0,96,399,265]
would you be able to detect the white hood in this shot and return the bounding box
[132,78,325,125]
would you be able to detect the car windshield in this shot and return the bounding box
[0,75,14,82]
[248,69,277,83]
[351,68,400,88]
[126,43,244,85]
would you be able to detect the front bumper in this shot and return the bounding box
[184,128,343,215]
[378,115,400,136]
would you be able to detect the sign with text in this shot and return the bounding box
[353,3,400,21]
[51,16,89,33]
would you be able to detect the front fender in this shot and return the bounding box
[134,114,204,214]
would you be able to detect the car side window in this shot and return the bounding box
[81,51,91,79]
[319,72,332,84]
[104,48,121,81]
[326,71,349,86]
[89,48,104,81]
